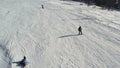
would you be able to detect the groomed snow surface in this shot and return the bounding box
[0,0,120,68]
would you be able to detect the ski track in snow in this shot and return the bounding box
[0,0,120,68]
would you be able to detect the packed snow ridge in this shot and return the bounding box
[0,0,120,68]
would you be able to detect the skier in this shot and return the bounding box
[78,26,82,35]
[42,5,44,9]
[20,56,28,67]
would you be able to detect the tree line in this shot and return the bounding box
[73,0,120,9]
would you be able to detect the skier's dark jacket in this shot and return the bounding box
[78,26,81,31]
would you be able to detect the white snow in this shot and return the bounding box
[0,0,120,68]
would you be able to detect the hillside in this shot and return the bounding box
[0,0,120,68]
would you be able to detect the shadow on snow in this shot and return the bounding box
[12,61,24,68]
[59,34,80,38]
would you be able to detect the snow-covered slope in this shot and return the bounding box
[0,0,120,68]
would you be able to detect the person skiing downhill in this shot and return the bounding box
[42,5,44,9]
[20,56,28,67]
[78,26,82,35]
